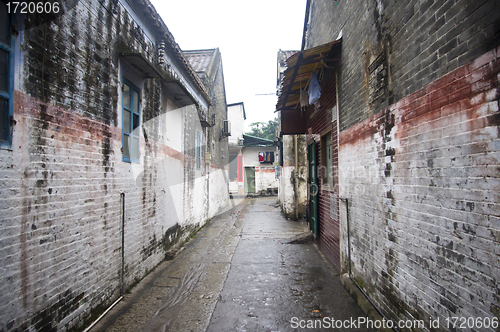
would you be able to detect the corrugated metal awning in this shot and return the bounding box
[276,40,341,112]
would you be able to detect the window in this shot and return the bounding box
[321,132,333,187]
[258,151,274,164]
[122,79,141,163]
[196,131,201,170]
[0,5,13,146]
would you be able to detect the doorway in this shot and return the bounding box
[244,167,255,193]
[308,141,318,237]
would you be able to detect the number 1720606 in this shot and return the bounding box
[6,2,60,14]
[445,317,498,329]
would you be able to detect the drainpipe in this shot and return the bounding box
[294,134,299,220]
[120,192,125,295]
[206,131,210,220]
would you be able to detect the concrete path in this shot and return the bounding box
[91,196,375,332]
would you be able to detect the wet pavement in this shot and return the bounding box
[91,196,375,332]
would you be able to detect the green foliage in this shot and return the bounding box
[246,118,278,141]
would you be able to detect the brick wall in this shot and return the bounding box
[206,51,230,217]
[339,48,500,329]
[305,0,500,131]
[208,51,230,169]
[0,0,227,331]
[304,0,500,328]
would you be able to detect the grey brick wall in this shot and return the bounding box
[206,53,231,217]
[208,51,229,168]
[305,0,500,131]
[338,52,500,328]
[304,0,500,329]
[0,0,224,331]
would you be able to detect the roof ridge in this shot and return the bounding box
[243,134,274,142]
[183,48,218,53]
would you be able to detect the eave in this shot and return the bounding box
[276,40,341,112]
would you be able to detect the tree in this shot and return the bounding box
[246,118,278,141]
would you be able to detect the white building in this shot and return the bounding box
[227,103,278,195]
[228,102,246,195]
[241,135,278,195]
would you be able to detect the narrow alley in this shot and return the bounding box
[90,196,375,332]
[1,1,499,331]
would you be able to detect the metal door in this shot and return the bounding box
[244,167,255,193]
[308,141,318,237]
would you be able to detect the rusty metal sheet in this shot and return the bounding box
[276,40,341,112]
[281,110,307,134]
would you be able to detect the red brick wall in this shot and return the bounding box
[305,70,341,270]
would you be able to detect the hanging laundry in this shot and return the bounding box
[259,152,275,163]
[308,71,321,105]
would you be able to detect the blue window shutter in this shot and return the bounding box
[0,6,14,147]
[122,79,141,163]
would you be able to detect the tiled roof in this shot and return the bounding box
[183,49,217,73]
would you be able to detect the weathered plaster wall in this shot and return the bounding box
[228,149,243,195]
[207,165,230,218]
[182,105,208,226]
[278,134,307,220]
[278,135,296,216]
[183,49,230,218]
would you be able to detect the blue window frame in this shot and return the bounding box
[122,79,141,163]
[0,4,14,147]
[196,131,201,170]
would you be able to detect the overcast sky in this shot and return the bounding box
[149,0,306,131]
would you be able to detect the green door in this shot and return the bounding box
[308,141,318,237]
[244,167,255,193]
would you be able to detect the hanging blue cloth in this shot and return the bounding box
[308,71,321,105]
